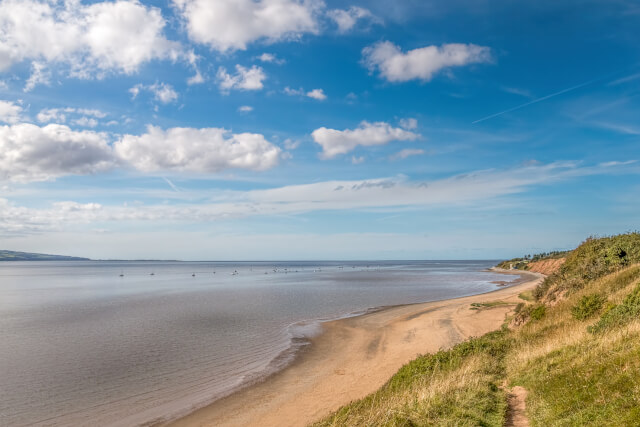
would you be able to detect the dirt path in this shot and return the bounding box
[506,386,530,427]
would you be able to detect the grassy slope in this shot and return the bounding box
[314,233,640,426]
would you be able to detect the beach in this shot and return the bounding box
[170,269,544,427]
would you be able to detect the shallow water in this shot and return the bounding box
[0,260,516,426]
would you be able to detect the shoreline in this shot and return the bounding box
[166,268,543,427]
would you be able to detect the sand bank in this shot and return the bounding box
[169,269,543,427]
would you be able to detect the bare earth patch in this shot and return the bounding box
[506,386,530,427]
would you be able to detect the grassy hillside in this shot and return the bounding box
[0,250,89,261]
[314,233,640,426]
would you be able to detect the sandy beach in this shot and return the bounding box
[169,269,544,427]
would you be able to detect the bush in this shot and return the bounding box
[590,283,640,333]
[529,304,546,320]
[571,293,605,320]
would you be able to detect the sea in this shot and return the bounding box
[0,260,519,426]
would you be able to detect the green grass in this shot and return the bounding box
[518,290,534,302]
[470,301,510,310]
[314,234,640,427]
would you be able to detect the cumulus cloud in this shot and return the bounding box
[0,120,283,182]
[0,0,182,79]
[362,41,492,82]
[217,65,266,92]
[284,86,327,100]
[327,6,377,33]
[312,121,420,158]
[0,123,115,182]
[238,105,253,113]
[0,100,23,123]
[257,53,284,64]
[389,148,424,161]
[172,0,322,52]
[114,125,281,173]
[306,88,327,100]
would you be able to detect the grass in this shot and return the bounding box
[470,301,510,310]
[314,234,640,426]
[518,290,534,302]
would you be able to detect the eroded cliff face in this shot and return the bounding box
[526,258,565,275]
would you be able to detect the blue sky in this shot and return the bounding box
[0,0,638,260]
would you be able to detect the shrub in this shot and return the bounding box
[529,304,546,320]
[571,293,605,320]
[590,283,640,333]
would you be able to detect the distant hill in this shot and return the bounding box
[0,250,90,261]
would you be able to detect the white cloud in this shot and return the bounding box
[71,117,98,127]
[283,138,300,150]
[185,50,205,85]
[172,0,322,52]
[501,86,533,98]
[187,70,204,85]
[0,0,182,79]
[217,65,266,92]
[327,6,377,33]
[389,148,424,160]
[351,155,365,164]
[284,86,304,96]
[0,123,115,182]
[284,86,327,100]
[37,107,107,124]
[311,121,420,158]
[362,41,492,82]
[129,82,178,104]
[306,88,327,100]
[23,61,51,92]
[37,108,66,123]
[399,117,418,130]
[257,53,284,64]
[149,82,178,103]
[238,105,253,113]
[114,125,281,173]
[1,161,632,235]
[0,120,284,182]
[129,85,141,99]
[0,100,23,123]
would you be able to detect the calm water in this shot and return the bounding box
[0,260,517,426]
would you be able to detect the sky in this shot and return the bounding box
[0,0,638,260]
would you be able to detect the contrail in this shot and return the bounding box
[163,177,180,192]
[472,78,601,124]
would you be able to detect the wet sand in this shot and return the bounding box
[169,268,543,427]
